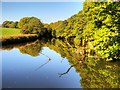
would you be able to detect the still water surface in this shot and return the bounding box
[1,39,120,88]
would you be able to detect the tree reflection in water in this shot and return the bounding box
[1,38,120,88]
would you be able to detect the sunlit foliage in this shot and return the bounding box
[2,21,18,28]
[18,17,45,35]
[49,1,120,61]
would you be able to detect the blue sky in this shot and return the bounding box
[2,2,83,24]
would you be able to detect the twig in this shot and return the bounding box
[58,64,75,77]
[58,59,85,77]
[40,52,51,60]
[35,53,51,71]
[35,60,50,71]
[61,58,65,63]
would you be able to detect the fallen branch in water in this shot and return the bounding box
[35,53,51,71]
[40,52,51,60]
[58,60,84,77]
[35,60,50,71]
[61,58,65,63]
[58,65,75,77]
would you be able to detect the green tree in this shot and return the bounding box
[2,21,18,28]
[18,17,44,35]
[2,21,10,28]
[48,1,120,60]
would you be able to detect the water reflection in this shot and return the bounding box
[1,38,120,88]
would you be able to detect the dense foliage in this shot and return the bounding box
[2,1,120,61]
[49,1,120,61]
[18,17,45,35]
[19,40,43,56]
[43,24,53,37]
[82,1,120,61]
[2,21,18,28]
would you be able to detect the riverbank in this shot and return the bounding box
[0,34,39,45]
[0,28,21,36]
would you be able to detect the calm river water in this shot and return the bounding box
[1,39,120,88]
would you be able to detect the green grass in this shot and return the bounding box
[0,27,21,36]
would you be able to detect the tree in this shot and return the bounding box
[18,17,44,35]
[2,21,11,28]
[48,1,120,61]
[2,21,18,28]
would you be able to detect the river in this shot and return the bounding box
[1,39,120,88]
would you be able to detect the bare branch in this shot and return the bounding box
[35,60,50,71]
[58,58,85,77]
[40,52,51,60]
[58,64,75,77]
[35,53,51,71]
[61,58,65,63]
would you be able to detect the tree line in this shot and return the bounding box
[2,17,52,37]
[2,0,120,61]
[49,1,120,61]
[2,21,18,28]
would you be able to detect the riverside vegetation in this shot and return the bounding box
[1,1,120,61]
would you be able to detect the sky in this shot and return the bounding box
[1,2,83,24]
[1,0,84,2]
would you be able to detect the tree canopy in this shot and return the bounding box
[18,17,44,35]
[2,21,18,28]
[2,1,120,61]
[48,1,120,61]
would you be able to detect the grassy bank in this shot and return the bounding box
[0,28,20,36]
[0,28,39,45]
[0,34,39,45]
